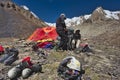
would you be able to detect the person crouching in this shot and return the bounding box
[72,30,81,49]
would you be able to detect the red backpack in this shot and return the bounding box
[0,45,4,52]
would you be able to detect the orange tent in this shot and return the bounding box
[27,27,58,42]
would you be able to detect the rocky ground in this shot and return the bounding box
[0,15,120,80]
[0,38,120,80]
[0,21,120,80]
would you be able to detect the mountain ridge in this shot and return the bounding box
[47,7,120,27]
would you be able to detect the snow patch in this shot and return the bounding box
[104,10,120,20]
[45,22,56,27]
[84,15,91,20]
[65,17,83,27]
[21,5,39,19]
[21,5,29,10]
[30,11,39,19]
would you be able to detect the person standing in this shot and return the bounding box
[56,13,68,50]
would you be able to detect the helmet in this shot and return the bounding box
[8,67,21,79]
[22,68,32,79]
[67,57,81,71]
[60,13,66,20]
[60,13,65,17]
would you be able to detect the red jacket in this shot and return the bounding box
[22,56,33,68]
[0,45,4,52]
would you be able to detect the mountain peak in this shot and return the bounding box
[95,6,104,14]
[90,7,106,22]
[90,7,120,22]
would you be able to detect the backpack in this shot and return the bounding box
[57,56,85,80]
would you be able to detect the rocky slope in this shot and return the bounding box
[0,0,47,39]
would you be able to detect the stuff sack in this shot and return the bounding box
[31,64,42,73]
[4,56,19,65]
[22,68,32,79]
[0,54,11,63]
[8,67,21,79]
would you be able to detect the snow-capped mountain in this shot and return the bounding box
[96,7,120,20]
[65,15,91,27]
[46,7,120,27]
[46,15,90,27]
[90,7,120,22]
[20,6,120,27]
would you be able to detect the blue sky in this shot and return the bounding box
[13,0,120,23]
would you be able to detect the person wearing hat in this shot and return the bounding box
[57,56,85,80]
[56,13,68,50]
[73,29,81,49]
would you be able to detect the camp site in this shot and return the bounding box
[0,0,120,80]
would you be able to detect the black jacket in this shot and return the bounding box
[56,17,66,30]
[73,33,81,40]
